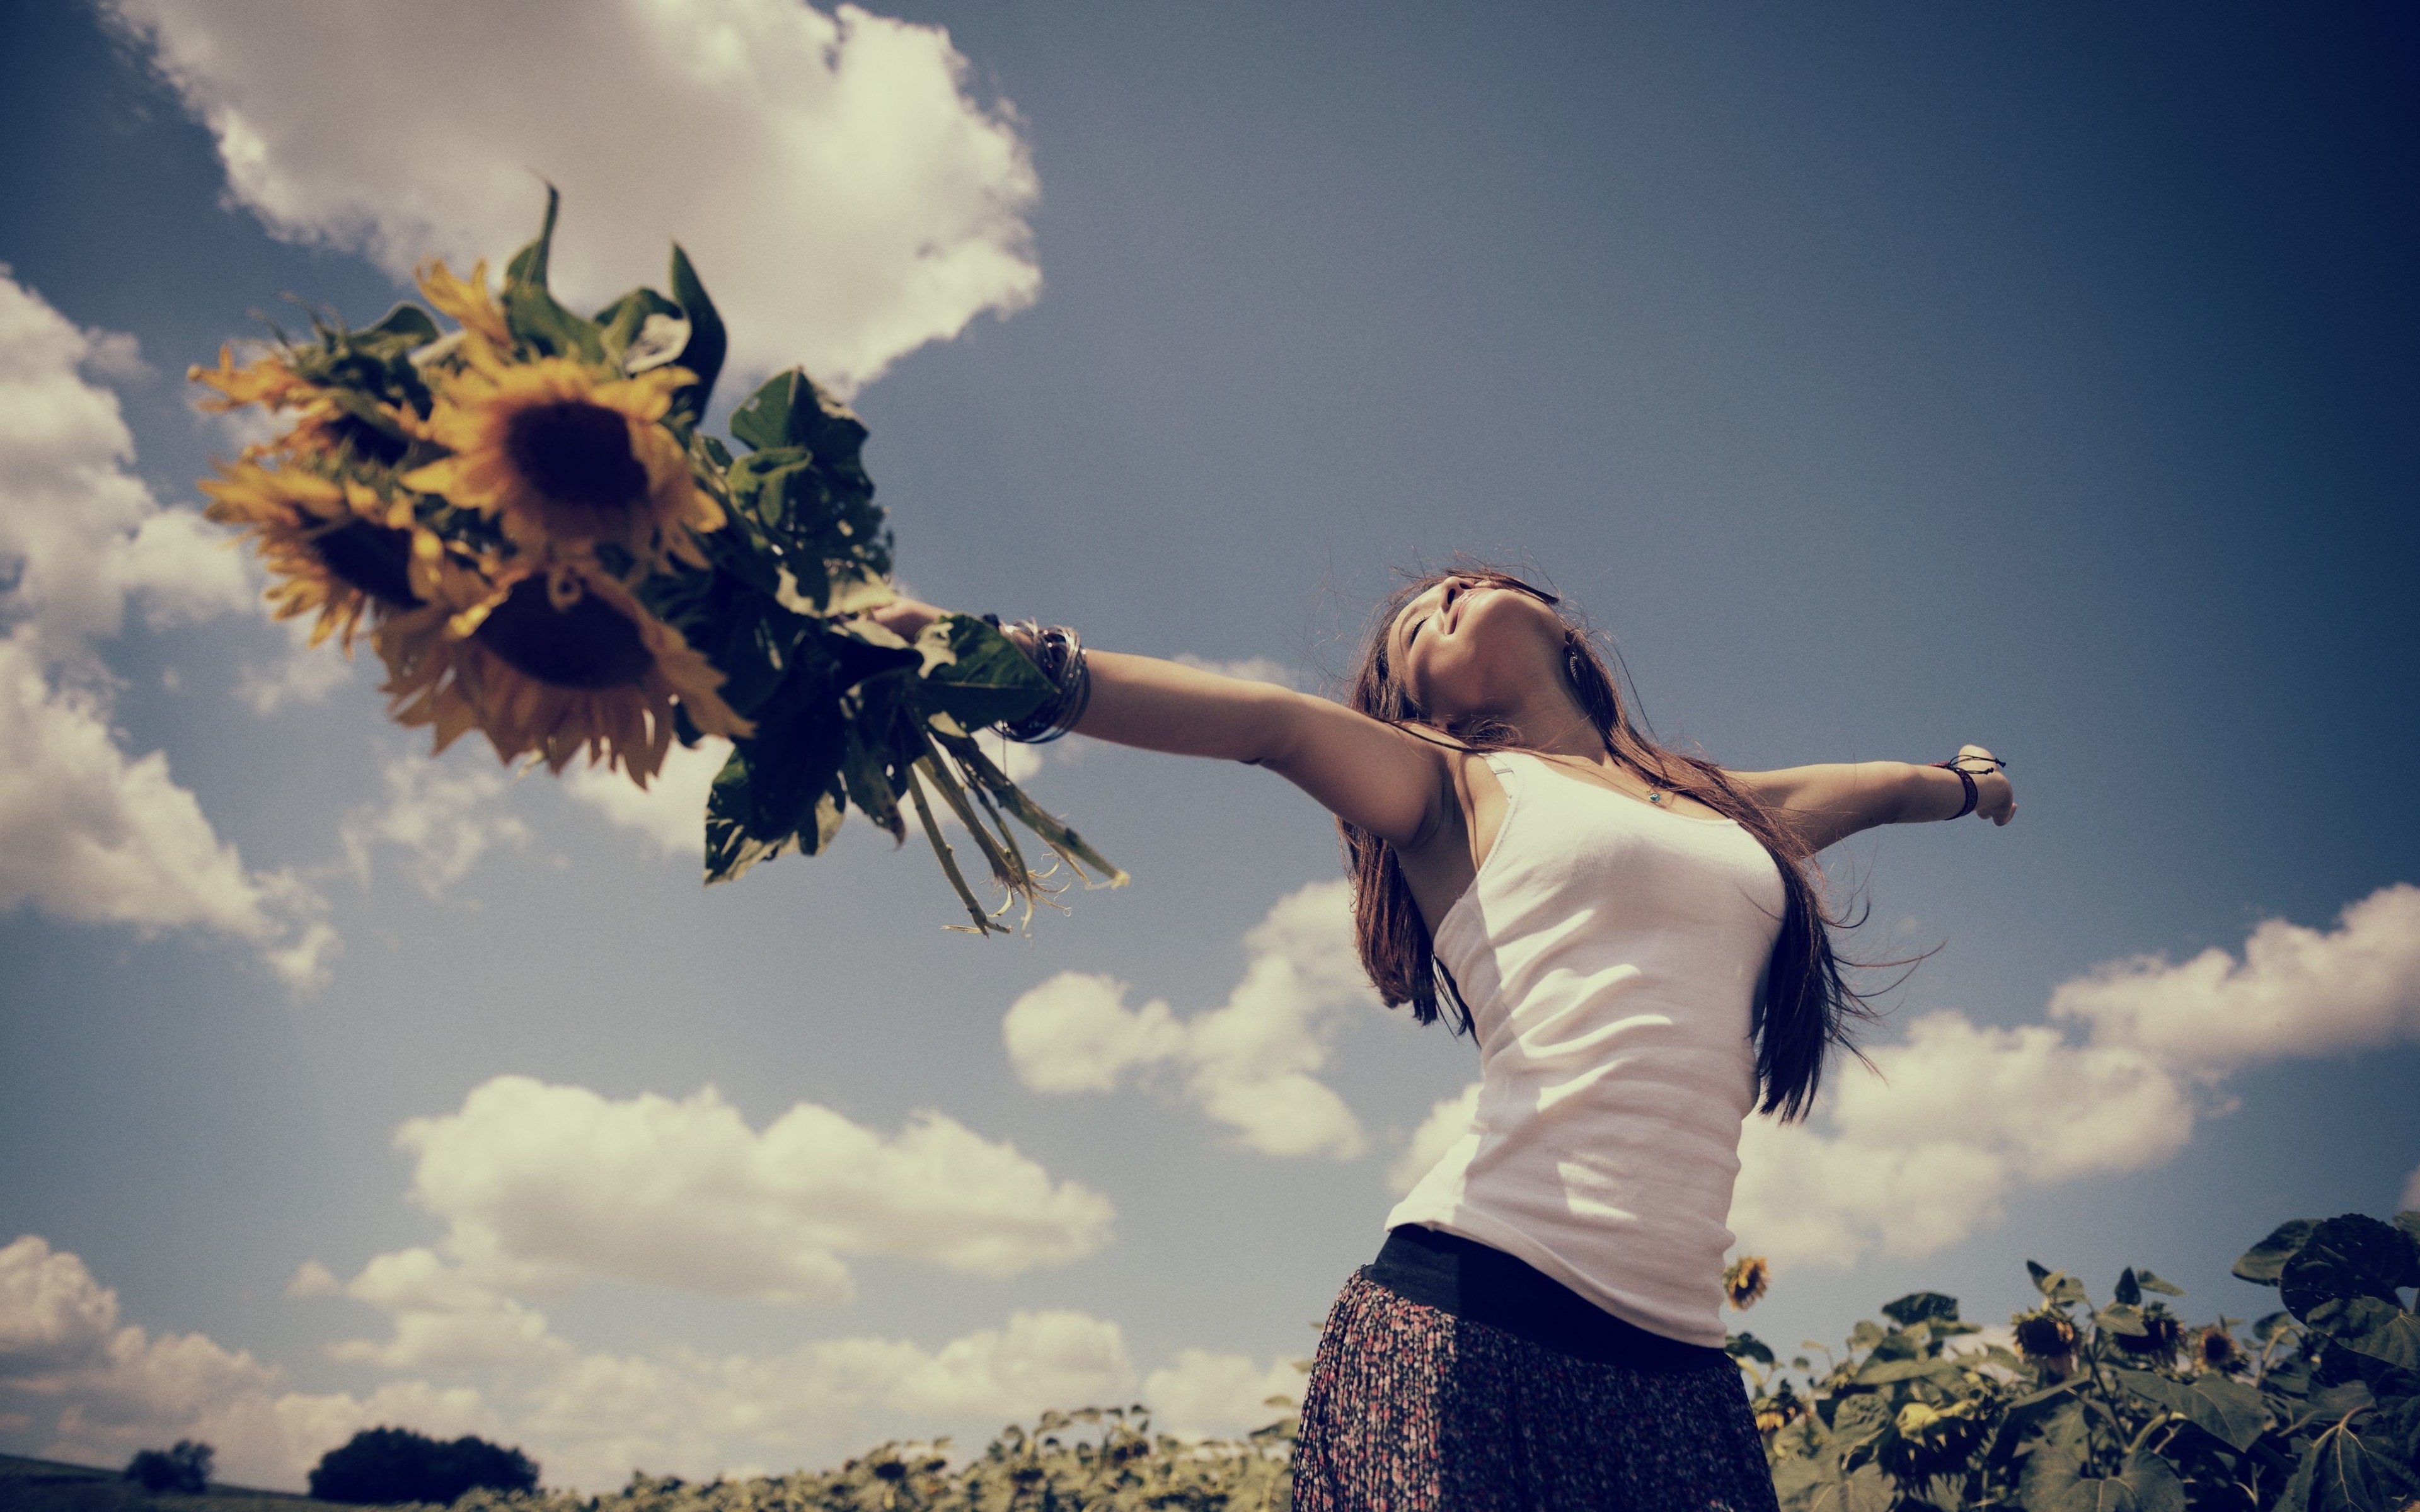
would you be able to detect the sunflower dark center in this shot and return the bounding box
[502,401,647,518]
[313,522,418,605]
[476,575,654,690]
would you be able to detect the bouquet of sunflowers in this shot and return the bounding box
[195,192,1119,931]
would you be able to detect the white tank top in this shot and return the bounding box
[1385,749,1785,1348]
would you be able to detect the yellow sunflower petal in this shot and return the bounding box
[415,258,512,348]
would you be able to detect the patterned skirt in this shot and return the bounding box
[1292,1254,1778,1512]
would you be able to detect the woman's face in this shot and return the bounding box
[1386,573,1568,724]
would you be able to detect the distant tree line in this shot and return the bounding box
[308,1427,539,1504]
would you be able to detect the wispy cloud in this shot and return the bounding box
[340,755,530,898]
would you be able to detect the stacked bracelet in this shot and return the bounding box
[1932,760,1979,820]
[987,616,1092,743]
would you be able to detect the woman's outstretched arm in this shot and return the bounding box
[872,599,1451,850]
[1728,745,2015,853]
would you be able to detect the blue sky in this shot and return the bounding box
[2,0,2414,1492]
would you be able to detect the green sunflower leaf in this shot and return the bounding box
[2235,1221,2318,1286]
[667,243,727,425]
[916,615,1054,730]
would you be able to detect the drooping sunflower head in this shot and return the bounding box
[2112,1304,2184,1360]
[2011,1307,2080,1372]
[1884,1398,1988,1479]
[200,460,417,650]
[1724,1256,1772,1311]
[190,343,415,468]
[377,554,749,786]
[401,349,720,573]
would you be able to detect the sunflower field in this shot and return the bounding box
[196,193,1119,931]
[408,1210,2420,1512]
[1740,1209,2419,1512]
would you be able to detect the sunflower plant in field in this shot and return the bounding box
[197,191,1120,931]
[1740,1210,2420,1512]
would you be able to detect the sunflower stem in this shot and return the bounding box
[911,751,1028,928]
[934,729,1128,888]
[903,762,1001,934]
[913,728,1035,893]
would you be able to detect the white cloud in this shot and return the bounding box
[0,268,331,988]
[342,755,531,896]
[2049,883,2420,1074]
[1388,1081,1480,1196]
[1172,653,1315,691]
[1730,884,2420,1270]
[0,269,248,660]
[1004,881,1374,1159]
[0,631,335,992]
[101,0,1040,394]
[310,1074,1114,1368]
[564,736,730,857]
[2401,1163,2419,1214]
[1139,1349,1305,1438]
[4,1234,1167,1492]
[0,1235,488,1489]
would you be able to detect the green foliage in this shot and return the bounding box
[688,359,1125,926]
[449,1407,1290,1512]
[1754,1211,2420,1512]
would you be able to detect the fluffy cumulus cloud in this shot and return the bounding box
[1730,885,2420,1269]
[0,1236,492,1489]
[1004,881,1375,1159]
[2048,883,2420,1074]
[563,736,733,857]
[1139,1350,1306,1439]
[99,0,1040,394]
[2,1234,1153,1491]
[0,270,247,658]
[304,1075,1114,1371]
[0,268,331,988]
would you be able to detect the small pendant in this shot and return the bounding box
[1647,789,1664,804]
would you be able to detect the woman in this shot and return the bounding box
[879,568,2014,1511]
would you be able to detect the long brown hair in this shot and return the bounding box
[1338,566,1879,1121]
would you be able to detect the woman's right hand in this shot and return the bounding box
[865,593,943,641]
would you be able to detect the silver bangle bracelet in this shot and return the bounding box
[989,617,1091,743]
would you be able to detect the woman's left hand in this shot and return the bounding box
[1952,744,2017,826]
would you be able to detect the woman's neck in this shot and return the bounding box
[1458,685,1610,765]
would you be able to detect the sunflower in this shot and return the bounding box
[200,461,417,651]
[1724,1256,1772,1310]
[191,345,414,467]
[2010,1307,2080,1378]
[376,551,750,786]
[400,340,719,574]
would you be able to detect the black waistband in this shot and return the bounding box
[1361,1225,1732,1373]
